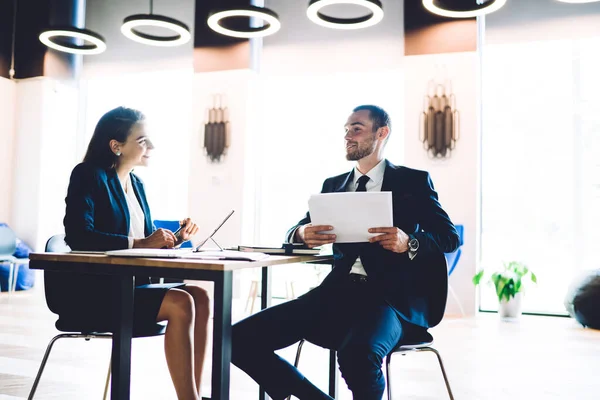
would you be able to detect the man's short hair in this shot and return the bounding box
[353,105,391,132]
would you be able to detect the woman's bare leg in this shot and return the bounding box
[156,288,199,400]
[183,285,210,396]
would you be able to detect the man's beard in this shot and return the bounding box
[346,136,376,161]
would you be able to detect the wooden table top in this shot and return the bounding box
[29,252,333,272]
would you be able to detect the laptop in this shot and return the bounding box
[105,210,242,259]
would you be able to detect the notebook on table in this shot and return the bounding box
[237,244,321,255]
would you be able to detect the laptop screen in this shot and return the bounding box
[194,209,235,251]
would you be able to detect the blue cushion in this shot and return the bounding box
[0,223,35,291]
[0,262,35,291]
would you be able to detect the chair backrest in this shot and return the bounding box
[45,234,71,253]
[0,225,17,257]
[153,220,193,248]
[445,224,464,276]
[43,235,72,316]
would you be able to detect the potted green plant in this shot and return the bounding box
[473,261,537,318]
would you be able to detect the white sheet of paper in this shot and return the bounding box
[308,192,393,243]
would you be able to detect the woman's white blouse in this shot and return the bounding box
[121,178,146,248]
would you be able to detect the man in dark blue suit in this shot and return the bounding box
[232,105,459,400]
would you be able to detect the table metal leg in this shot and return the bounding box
[111,275,135,400]
[259,266,272,400]
[329,349,338,398]
[211,271,233,400]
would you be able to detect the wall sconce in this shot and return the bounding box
[203,95,230,163]
[420,79,460,158]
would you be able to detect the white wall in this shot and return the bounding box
[404,53,480,316]
[189,70,259,249]
[81,69,194,221]
[11,78,79,250]
[0,77,16,225]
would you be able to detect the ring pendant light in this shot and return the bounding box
[39,27,107,55]
[207,5,281,38]
[121,0,191,47]
[422,0,507,18]
[306,0,384,30]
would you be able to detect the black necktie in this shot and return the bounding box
[356,175,370,192]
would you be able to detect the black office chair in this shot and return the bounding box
[28,235,168,400]
[289,331,454,400]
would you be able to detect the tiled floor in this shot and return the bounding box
[1,283,599,399]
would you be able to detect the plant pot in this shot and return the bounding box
[499,292,523,319]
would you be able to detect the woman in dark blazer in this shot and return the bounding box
[63,106,208,400]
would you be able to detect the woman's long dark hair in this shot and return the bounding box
[83,106,146,169]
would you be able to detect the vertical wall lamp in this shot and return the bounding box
[420,79,460,158]
[204,95,231,163]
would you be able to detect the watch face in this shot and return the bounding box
[409,238,419,251]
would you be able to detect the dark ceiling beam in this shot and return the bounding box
[404,0,477,55]
[0,0,17,79]
[193,0,255,72]
[194,0,252,47]
[0,0,84,80]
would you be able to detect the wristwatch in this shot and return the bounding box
[408,234,419,252]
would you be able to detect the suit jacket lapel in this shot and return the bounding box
[107,169,130,235]
[381,159,396,192]
[334,170,354,193]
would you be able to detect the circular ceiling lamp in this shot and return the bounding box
[39,27,107,55]
[422,0,507,18]
[121,0,191,47]
[306,0,384,30]
[207,6,281,38]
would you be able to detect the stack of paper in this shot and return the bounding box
[308,192,393,243]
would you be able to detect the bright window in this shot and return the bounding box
[253,71,404,297]
[81,69,194,220]
[480,38,600,314]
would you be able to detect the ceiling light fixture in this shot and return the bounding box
[422,0,507,18]
[39,27,107,55]
[306,0,384,30]
[207,6,281,38]
[9,0,17,77]
[121,0,191,47]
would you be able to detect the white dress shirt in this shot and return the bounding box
[121,178,146,249]
[348,160,387,276]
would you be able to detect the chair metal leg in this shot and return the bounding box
[293,339,305,368]
[286,339,306,400]
[11,263,20,292]
[386,347,455,400]
[386,353,393,400]
[421,347,455,400]
[6,263,14,295]
[448,283,466,317]
[28,333,112,400]
[103,359,111,400]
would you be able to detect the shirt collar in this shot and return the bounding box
[352,159,386,187]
